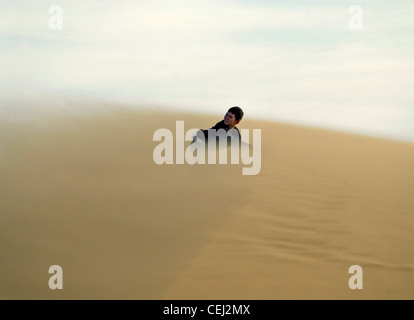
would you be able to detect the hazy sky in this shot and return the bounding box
[1,0,413,141]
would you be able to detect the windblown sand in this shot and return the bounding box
[1,104,413,300]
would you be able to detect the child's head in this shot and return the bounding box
[224,106,244,128]
[228,106,244,121]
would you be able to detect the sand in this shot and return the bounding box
[1,103,413,300]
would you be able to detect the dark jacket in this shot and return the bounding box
[191,120,240,145]
[202,120,241,139]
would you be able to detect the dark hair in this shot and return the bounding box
[228,106,244,121]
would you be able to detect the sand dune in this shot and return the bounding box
[1,104,413,300]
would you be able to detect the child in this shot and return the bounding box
[192,106,244,143]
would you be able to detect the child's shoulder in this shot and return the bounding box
[211,120,226,129]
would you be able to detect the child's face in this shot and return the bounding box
[224,112,239,128]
